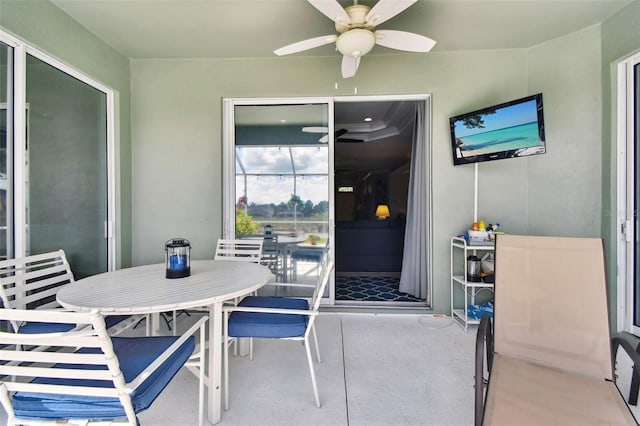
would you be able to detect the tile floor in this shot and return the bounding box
[139,313,477,426]
[2,313,639,425]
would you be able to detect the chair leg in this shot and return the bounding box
[132,314,151,335]
[133,316,146,329]
[172,311,177,336]
[232,297,240,357]
[304,336,321,408]
[630,341,640,405]
[160,312,173,331]
[224,311,230,411]
[198,322,206,426]
[311,323,322,363]
[292,258,297,281]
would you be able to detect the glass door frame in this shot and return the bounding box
[222,97,335,303]
[617,51,640,335]
[0,30,117,270]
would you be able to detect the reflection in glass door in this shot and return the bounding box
[224,100,333,301]
[25,55,108,278]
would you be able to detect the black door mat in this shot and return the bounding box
[335,275,422,302]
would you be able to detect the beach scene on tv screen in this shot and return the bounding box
[453,99,543,158]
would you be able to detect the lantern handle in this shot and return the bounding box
[165,238,191,245]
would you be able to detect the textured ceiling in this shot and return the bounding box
[49,0,632,59]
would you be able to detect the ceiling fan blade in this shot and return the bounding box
[302,126,329,133]
[337,138,365,143]
[375,30,436,52]
[365,0,417,27]
[319,128,348,142]
[341,55,360,78]
[307,0,351,24]
[274,35,337,56]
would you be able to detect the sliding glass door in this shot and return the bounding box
[633,61,640,332]
[25,54,109,278]
[223,99,334,301]
[0,33,114,278]
[619,52,640,335]
[0,41,14,261]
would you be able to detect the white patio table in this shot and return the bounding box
[56,259,272,425]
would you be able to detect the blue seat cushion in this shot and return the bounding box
[18,315,133,334]
[228,296,309,338]
[105,315,135,329]
[18,321,76,334]
[291,249,324,262]
[12,335,195,420]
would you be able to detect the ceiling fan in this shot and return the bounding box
[334,128,365,143]
[274,0,436,78]
[302,127,365,143]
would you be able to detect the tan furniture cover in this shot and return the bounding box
[481,235,637,426]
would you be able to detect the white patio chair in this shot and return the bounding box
[223,258,334,409]
[261,234,285,281]
[289,245,327,281]
[0,308,207,426]
[215,238,265,298]
[0,250,141,336]
[215,238,263,262]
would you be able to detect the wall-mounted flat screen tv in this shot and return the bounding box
[449,93,546,166]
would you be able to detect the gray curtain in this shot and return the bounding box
[399,102,429,300]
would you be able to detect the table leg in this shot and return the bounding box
[151,312,161,336]
[208,301,223,424]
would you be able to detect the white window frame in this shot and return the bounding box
[0,29,117,270]
[617,51,640,335]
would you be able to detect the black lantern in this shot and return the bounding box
[165,238,191,279]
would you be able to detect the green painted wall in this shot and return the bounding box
[130,35,605,314]
[526,25,603,238]
[1,0,619,315]
[129,52,528,313]
[602,0,640,331]
[0,0,133,268]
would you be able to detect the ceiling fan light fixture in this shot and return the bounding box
[336,29,376,58]
[277,0,434,78]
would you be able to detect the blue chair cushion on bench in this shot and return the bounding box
[12,335,195,420]
[229,296,309,338]
[18,315,133,334]
[290,249,324,262]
